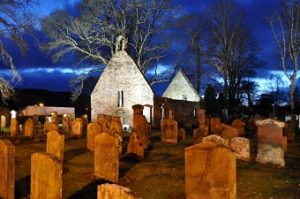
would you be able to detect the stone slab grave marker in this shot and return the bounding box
[231,119,245,136]
[109,116,123,138]
[161,109,178,144]
[30,152,62,199]
[0,140,15,199]
[71,118,83,138]
[221,124,238,140]
[47,130,65,161]
[127,128,144,159]
[24,117,35,137]
[62,114,72,133]
[10,110,18,136]
[202,134,229,147]
[95,133,119,182]
[210,117,223,135]
[98,183,141,199]
[255,118,286,167]
[196,108,206,127]
[97,114,110,132]
[230,137,250,161]
[132,105,150,149]
[185,141,236,199]
[87,122,102,151]
[44,121,58,134]
[193,126,208,145]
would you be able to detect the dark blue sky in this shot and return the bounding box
[1,0,295,94]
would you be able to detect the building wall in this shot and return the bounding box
[91,50,154,126]
[163,70,200,102]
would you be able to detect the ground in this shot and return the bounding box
[1,129,300,199]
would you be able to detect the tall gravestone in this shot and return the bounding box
[97,183,141,199]
[62,114,72,133]
[161,116,178,144]
[255,119,285,167]
[109,116,123,138]
[47,130,65,161]
[185,142,236,199]
[87,122,102,151]
[30,153,62,199]
[0,140,15,199]
[132,105,150,149]
[24,117,35,137]
[10,110,18,136]
[71,118,83,138]
[95,133,119,182]
[127,129,144,159]
[97,114,110,132]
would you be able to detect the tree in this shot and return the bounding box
[42,0,172,99]
[240,79,258,108]
[267,0,300,117]
[0,0,35,102]
[206,0,259,114]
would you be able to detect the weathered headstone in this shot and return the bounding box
[221,124,238,140]
[196,108,206,126]
[97,114,110,132]
[47,130,65,161]
[193,126,209,145]
[24,117,35,137]
[132,105,150,149]
[30,153,62,199]
[210,117,223,135]
[231,119,245,136]
[202,134,229,147]
[161,118,178,144]
[95,133,119,182]
[127,129,144,159]
[71,118,83,138]
[62,114,72,133]
[50,111,58,125]
[109,116,123,138]
[10,110,18,136]
[255,119,285,167]
[97,183,141,199]
[87,122,102,151]
[44,121,58,134]
[185,141,236,199]
[230,137,250,161]
[0,140,15,199]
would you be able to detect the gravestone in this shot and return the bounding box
[1,115,6,129]
[10,110,18,136]
[127,129,144,159]
[132,105,150,149]
[24,117,35,137]
[193,126,209,144]
[255,119,285,167]
[231,119,245,136]
[109,116,123,138]
[221,124,238,140]
[230,137,250,161]
[44,121,58,134]
[95,133,119,182]
[87,122,102,151]
[196,108,206,126]
[71,118,83,138]
[0,140,15,199]
[161,118,178,144]
[210,117,223,135]
[185,141,236,199]
[30,153,62,199]
[98,183,141,199]
[97,114,110,132]
[50,111,58,125]
[62,114,72,133]
[202,134,229,147]
[47,130,65,161]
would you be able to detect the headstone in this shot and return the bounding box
[47,130,65,161]
[109,116,123,138]
[132,105,150,149]
[95,133,119,182]
[230,137,250,161]
[50,111,58,125]
[97,114,110,132]
[24,117,35,137]
[202,134,229,147]
[97,183,141,199]
[62,114,72,133]
[127,129,144,159]
[71,118,83,138]
[221,124,238,140]
[30,153,62,199]
[0,140,15,199]
[161,118,178,144]
[210,117,223,135]
[44,121,58,134]
[10,110,18,136]
[87,122,102,151]
[193,126,208,145]
[185,141,236,199]
[196,109,206,126]
[231,119,245,136]
[255,119,285,167]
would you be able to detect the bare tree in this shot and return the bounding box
[0,0,35,102]
[42,0,172,100]
[267,0,300,117]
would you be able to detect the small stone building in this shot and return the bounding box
[162,68,200,102]
[91,50,154,126]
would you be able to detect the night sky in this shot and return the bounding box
[1,0,297,95]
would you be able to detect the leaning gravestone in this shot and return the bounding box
[161,118,178,144]
[30,153,62,199]
[98,183,141,199]
[0,140,15,199]
[185,141,236,199]
[47,130,65,161]
[127,129,144,159]
[71,118,83,138]
[95,133,119,182]
[24,117,35,137]
[255,118,285,167]
[87,122,102,151]
[230,137,250,161]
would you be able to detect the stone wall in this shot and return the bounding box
[91,50,154,126]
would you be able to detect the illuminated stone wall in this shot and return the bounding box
[91,50,154,126]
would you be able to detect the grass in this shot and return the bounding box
[1,129,300,198]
